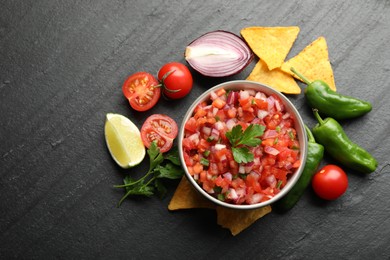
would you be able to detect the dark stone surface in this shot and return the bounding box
[1,0,390,258]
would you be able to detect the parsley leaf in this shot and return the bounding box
[114,141,184,207]
[226,124,265,163]
[232,147,254,164]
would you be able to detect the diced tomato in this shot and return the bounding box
[184,117,197,133]
[254,98,268,110]
[216,88,226,97]
[182,87,301,205]
[212,98,226,109]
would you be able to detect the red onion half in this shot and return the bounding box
[185,30,254,77]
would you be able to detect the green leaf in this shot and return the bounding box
[225,125,243,146]
[232,147,254,163]
[130,185,154,197]
[154,179,167,198]
[156,163,184,180]
[237,124,265,146]
[226,124,264,163]
[148,141,164,169]
[164,148,181,166]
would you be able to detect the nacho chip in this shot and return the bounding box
[246,59,301,94]
[281,36,336,91]
[168,177,215,210]
[216,206,272,236]
[169,177,272,235]
[241,26,300,70]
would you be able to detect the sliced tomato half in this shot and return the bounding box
[122,72,161,111]
[141,114,178,153]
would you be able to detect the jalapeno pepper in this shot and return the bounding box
[274,125,324,212]
[291,68,372,120]
[312,109,377,174]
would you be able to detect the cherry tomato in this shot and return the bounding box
[312,165,348,200]
[141,114,178,153]
[158,62,193,99]
[122,72,161,111]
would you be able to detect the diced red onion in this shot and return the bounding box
[267,96,275,111]
[248,171,260,180]
[239,90,250,100]
[285,161,293,170]
[223,172,233,181]
[250,193,263,204]
[257,110,269,119]
[220,155,227,162]
[227,91,239,105]
[255,91,267,101]
[264,146,280,155]
[211,128,220,139]
[185,30,254,77]
[188,133,200,145]
[266,175,277,188]
[282,112,291,119]
[226,118,236,130]
[253,157,260,166]
[214,121,225,130]
[202,126,212,136]
[275,99,282,112]
[227,188,238,200]
[263,129,279,139]
[215,144,226,150]
[210,91,218,100]
[247,89,256,96]
[212,107,219,116]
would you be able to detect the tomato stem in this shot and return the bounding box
[160,69,182,93]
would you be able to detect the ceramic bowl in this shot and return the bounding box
[178,80,307,210]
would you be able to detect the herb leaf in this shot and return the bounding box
[155,163,184,179]
[237,124,265,146]
[114,145,184,206]
[232,147,254,163]
[226,124,265,163]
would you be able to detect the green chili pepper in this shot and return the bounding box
[274,125,324,212]
[312,109,377,174]
[291,68,372,120]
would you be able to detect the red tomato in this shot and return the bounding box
[158,62,193,99]
[122,72,161,111]
[141,114,178,153]
[312,165,348,200]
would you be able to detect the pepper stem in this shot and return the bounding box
[312,109,324,125]
[290,67,312,85]
[304,124,316,143]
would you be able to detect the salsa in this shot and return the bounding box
[182,88,301,205]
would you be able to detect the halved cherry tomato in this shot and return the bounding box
[141,114,178,153]
[312,164,348,200]
[122,72,161,111]
[158,62,193,99]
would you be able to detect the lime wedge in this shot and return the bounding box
[104,113,145,168]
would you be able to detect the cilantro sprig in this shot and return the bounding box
[225,124,265,163]
[114,141,184,207]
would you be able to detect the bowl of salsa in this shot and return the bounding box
[179,80,307,209]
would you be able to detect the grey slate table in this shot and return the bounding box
[1,0,390,259]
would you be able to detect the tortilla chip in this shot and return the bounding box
[216,206,272,236]
[246,59,301,94]
[168,177,215,210]
[241,26,300,70]
[281,36,336,90]
[168,177,272,235]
